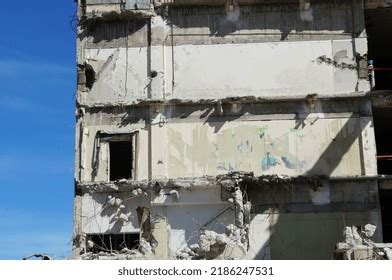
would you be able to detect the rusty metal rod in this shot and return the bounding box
[377,155,392,160]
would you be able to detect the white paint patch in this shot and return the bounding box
[152,15,170,32]
[300,8,314,22]
[310,184,331,205]
[226,4,240,22]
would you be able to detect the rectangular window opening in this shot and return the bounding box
[110,140,133,181]
[365,8,392,90]
[86,233,139,253]
[96,132,137,181]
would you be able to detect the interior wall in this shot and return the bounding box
[269,211,382,260]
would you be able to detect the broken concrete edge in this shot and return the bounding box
[73,172,252,260]
[75,91,388,110]
[76,0,392,26]
[77,1,392,26]
[73,172,386,260]
[77,225,248,260]
[80,9,156,25]
[75,173,392,194]
[77,237,152,260]
[335,224,392,260]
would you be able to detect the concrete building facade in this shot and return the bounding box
[73,0,392,259]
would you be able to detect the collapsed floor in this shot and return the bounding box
[74,172,386,259]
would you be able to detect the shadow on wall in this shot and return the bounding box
[167,0,363,39]
[304,116,369,177]
[82,18,149,44]
[80,0,365,44]
[249,115,378,259]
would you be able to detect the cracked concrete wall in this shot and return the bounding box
[77,0,370,106]
[77,99,377,182]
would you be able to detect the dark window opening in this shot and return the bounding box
[373,107,392,175]
[110,140,133,181]
[379,188,392,242]
[86,233,139,253]
[365,8,392,90]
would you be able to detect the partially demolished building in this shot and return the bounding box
[73,0,392,259]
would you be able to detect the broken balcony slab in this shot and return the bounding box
[75,173,392,194]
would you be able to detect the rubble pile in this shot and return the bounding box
[335,224,392,260]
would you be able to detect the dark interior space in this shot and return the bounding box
[379,188,392,242]
[365,8,392,90]
[373,107,392,175]
[110,140,133,181]
[87,233,139,253]
[374,106,392,242]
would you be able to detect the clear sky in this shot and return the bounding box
[0,1,76,259]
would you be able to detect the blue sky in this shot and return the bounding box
[0,1,76,259]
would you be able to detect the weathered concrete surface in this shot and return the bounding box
[74,0,383,260]
[335,224,392,260]
[80,41,370,105]
[76,172,383,259]
[77,99,377,182]
[269,212,382,259]
[78,0,370,106]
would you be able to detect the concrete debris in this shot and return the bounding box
[335,224,392,260]
[384,248,392,260]
[174,223,248,260]
[189,244,200,252]
[104,195,123,208]
[114,212,129,223]
[80,237,154,260]
[83,9,155,23]
[76,173,389,261]
[81,250,148,260]
[103,195,131,224]
[363,224,377,238]
[176,246,199,260]
[139,238,154,257]
[232,187,244,228]
[77,173,332,196]
[77,180,150,194]
[87,240,94,249]
[198,224,248,260]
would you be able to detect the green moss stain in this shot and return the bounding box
[259,126,268,139]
